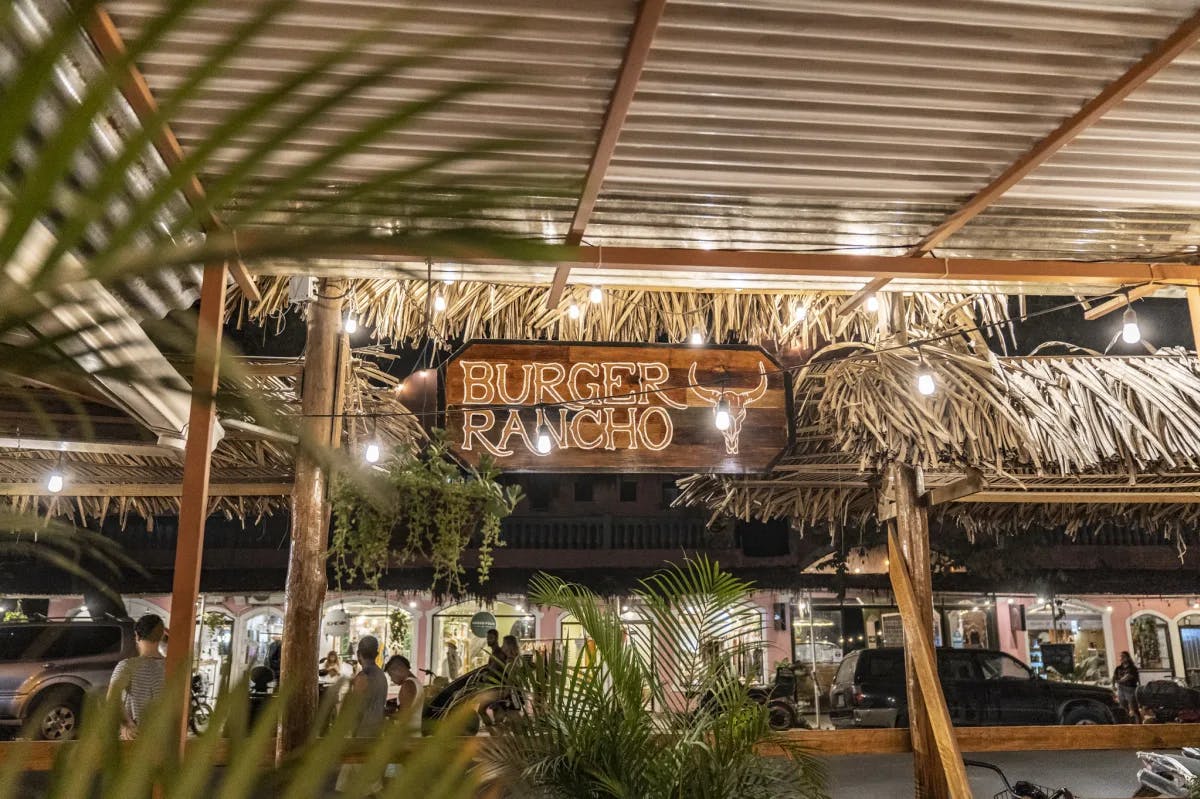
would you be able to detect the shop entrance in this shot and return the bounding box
[1178,615,1200,688]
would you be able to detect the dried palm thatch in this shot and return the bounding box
[0,355,425,524]
[236,276,1012,352]
[678,346,1200,550]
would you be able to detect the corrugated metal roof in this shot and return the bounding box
[102,0,1200,279]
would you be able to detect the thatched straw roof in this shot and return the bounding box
[0,355,424,524]
[677,347,1200,550]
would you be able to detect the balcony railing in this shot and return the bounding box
[500,515,707,550]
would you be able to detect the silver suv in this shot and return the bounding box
[0,620,136,739]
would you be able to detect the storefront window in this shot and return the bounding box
[431,600,535,679]
[197,610,233,701]
[243,611,283,674]
[1130,613,1174,674]
[1027,600,1107,681]
[1179,614,1200,688]
[321,599,412,669]
[946,608,989,649]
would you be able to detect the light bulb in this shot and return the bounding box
[364,441,381,464]
[689,326,704,346]
[46,472,64,493]
[535,424,553,454]
[343,311,358,334]
[408,600,418,609]
[917,371,936,396]
[1105,606,1113,612]
[1121,307,1141,344]
[589,286,603,304]
[793,304,808,323]
[433,293,447,313]
[567,302,580,320]
[714,396,731,431]
[864,294,880,313]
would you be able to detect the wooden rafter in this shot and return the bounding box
[1081,282,1159,320]
[547,0,667,308]
[0,481,291,497]
[910,6,1200,256]
[82,5,261,303]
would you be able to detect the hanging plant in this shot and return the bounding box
[329,430,523,595]
[388,610,411,654]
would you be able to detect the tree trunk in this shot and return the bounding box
[277,278,344,759]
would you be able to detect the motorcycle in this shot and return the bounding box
[1135,748,1200,797]
[964,759,1075,799]
[188,672,213,735]
[1137,680,1200,724]
[747,663,812,731]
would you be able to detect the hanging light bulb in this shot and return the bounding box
[589,285,603,304]
[1121,306,1141,344]
[342,309,359,334]
[689,326,704,346]
[792,304,808,323]
[567,301,581,320]
[917,371,936,396]
[46,471,64,494]
[714,395,731,431]
[433,292,447,313]
[364,439,381,464]
[535,423,553,454]
[864,294,880,313]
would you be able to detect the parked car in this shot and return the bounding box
[0,619,137,739]
[829,647,1123,729]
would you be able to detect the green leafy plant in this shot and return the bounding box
[477,557,828,799]
[389,610,412,654]
[330,431,523,595]
[0,672,481,799]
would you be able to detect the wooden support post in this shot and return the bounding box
[887,463,972,799]
[164,262,227,751]
[277,279,345,758]
[1187,286,1200,352]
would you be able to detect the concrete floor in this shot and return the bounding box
[827,750,1153,798]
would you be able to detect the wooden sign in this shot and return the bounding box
[444,342,791,473]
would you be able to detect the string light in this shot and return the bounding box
[433,292,447,313]
[589,286,603,304]
[714,395,731,431]
[364,439,381,464]
[864,294,880,313]
[916,362,936,397]
[689,326,704,346]
[1121,306,1141,344]
[567,301,581,320]
[342,309,359,334]
[535,422,553,454]
[47,451,64,493]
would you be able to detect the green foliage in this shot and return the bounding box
[330,431,522,595]
[0,672,480,799]
[1132,615,1163,665]
[478,557,828,799]
[389,610,411,654]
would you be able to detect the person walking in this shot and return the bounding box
[1113,650,1141,723]
[107,614,167,740]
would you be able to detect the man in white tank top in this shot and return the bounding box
[384,655,424,732]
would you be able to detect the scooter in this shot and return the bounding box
[964,760,1075,799]
[188,673,213,734]
[1135,748,1200,797]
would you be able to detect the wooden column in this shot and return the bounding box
[1186,286,1200,352]
[277,278,344,757]
[164,261,228,749]
[887,463,969,798]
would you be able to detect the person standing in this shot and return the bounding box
[384,655,424,733]
[1113,650,1141,723]
[336,636,389,792]
[445,641,461,680]
[107,614,167,740]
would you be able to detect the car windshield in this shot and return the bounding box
[978,652,1030,680]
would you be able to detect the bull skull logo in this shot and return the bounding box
[688,362,769,455]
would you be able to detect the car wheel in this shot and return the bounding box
[1062,705,1107,725]
[767,702,796,731]
[30,688,82,741]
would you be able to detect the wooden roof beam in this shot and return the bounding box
[547,0,667,308]
[850,7,1200,302]
[0,481,292,497]
[82,5,261,303]
[1081,282,1160,320]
